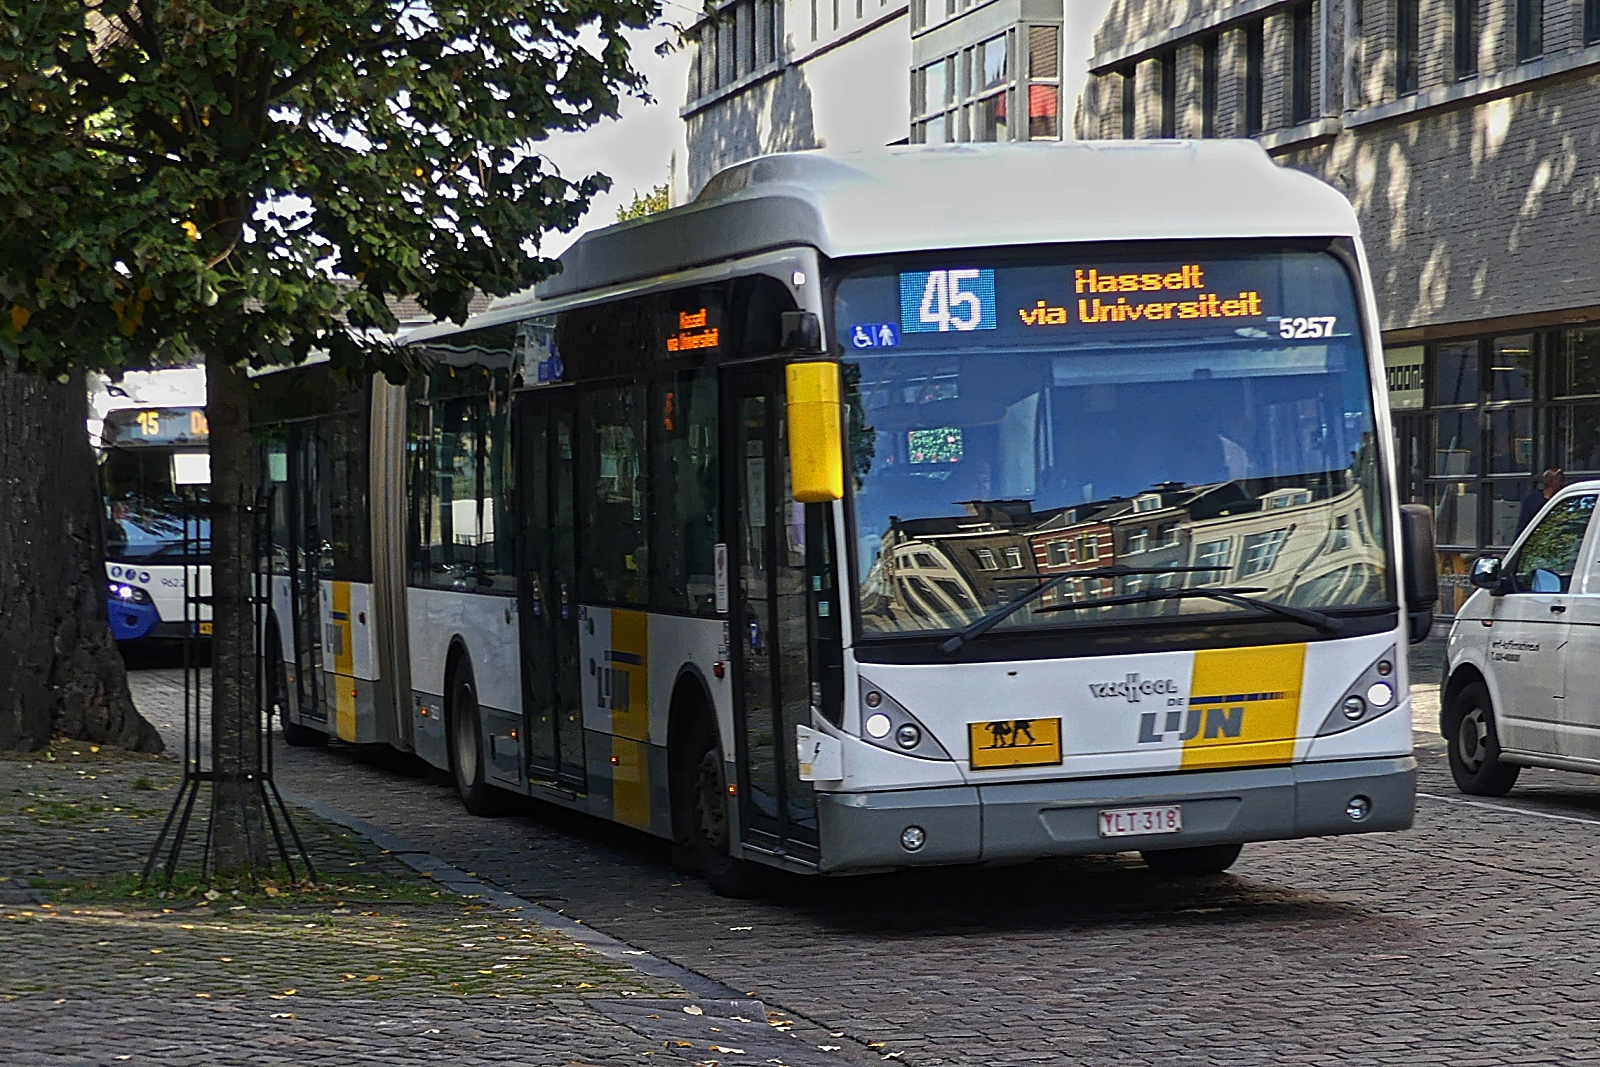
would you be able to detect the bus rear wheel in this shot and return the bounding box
[690,736,769,898]
[448,659,503,817]
[1141,843,1243,876]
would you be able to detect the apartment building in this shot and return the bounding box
[1081,0,1600,610]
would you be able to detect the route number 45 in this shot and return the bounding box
[904,269,996,333]
[1279,316,1337,339]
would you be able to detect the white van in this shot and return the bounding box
[1442,482,1600,794]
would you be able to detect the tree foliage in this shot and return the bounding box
[615,181,669,222]
[0,0,659,377]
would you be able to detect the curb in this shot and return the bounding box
[275,786,750,1001]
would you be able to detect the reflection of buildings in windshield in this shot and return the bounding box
[859,475,1384,634]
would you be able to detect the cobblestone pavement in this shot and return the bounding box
[0,741,879,1065]
[115,638,1600,1066]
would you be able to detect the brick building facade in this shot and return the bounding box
[1081,0,1600,611]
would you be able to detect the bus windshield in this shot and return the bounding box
[102,447,210,561]
[834,248,1389,640]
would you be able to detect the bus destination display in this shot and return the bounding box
[846,254,1354,351]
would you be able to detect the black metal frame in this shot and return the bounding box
[141,488,316,887]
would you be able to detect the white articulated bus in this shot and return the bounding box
[259,142,1437,894]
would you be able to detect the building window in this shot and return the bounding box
[1194,538,1232,572]
[1127,528,1150,553]
[1588,0,1600,45]
[974,547,999,570]
[1158,51,1176,137]
[1396,0,1419,95]
[1027,25,1061,140]
[1454,0,1478,79]
[1048,540,1070,566]
[913,58,952,143]
[1244,21,1264,135]
[1157,522,1180,547]
[1290,1,1313,124]
[1517,0,1543,61]
[973,33,1010,141]
[1120,65,1136,137]
[1004,546,1024,568]
[1201,36,1219,136]
[1239,529,1291,577]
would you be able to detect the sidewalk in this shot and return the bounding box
[0,742,782,1066]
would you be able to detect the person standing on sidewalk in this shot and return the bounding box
[1517,469,1565,535]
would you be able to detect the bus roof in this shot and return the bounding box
[537,141,1359,302]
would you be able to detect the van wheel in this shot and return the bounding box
[690,734,769,898]
[1447,681,1520,797]
[269,634,325,748]
[448,659,502,816]
[1141,843,1242,875]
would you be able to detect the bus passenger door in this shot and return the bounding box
[284,425,328,726]
[724,367,819,861]
[516,389,587,791]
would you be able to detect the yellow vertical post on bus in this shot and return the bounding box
[786,361,844,503]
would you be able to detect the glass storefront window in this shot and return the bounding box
[1490,334,1536,401]
[1487,405,1533,473]
[1434,341,1479,405]
[1431,410,1479,475]
[1551,401,1600,471]
[1489,479,1532,546]
[1431,481,1479,546]
[1555,328,1600,397]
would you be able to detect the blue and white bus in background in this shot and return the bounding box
[90,368,213,642]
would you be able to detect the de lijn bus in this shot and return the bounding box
[256,142,1438,895]
[92,368,213,642]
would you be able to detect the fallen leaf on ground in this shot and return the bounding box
[684,1005,704,1015]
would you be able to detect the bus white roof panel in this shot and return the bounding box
[537,141,1359,301]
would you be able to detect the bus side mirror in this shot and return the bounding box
[780,311,824,354]
[786,361,844,503]
[1399,503,1438,645]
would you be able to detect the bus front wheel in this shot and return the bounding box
[447,659,502,817]
[1140,843,1242,876]
[690,737,769,898]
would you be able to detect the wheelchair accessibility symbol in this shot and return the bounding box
[850,323,900,349]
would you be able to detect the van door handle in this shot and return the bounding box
[1552,604,1567,614]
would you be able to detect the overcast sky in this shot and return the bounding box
[538,24,694,259]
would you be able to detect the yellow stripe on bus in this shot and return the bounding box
[333,581,356,742]
[610,608,650,742]
[1179,643,1305,770]
[610,736,651,830]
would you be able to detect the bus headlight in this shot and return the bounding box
[107,581,153,606]
[1316,646,1400,736]
[856,677,952,762]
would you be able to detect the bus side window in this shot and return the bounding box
[578,381,649,606]
[649,369,719,614]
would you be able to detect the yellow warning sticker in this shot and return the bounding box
[1180,644,1306,770]
[968,718,1063,769]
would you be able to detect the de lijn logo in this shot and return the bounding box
[1087,673,1180,703]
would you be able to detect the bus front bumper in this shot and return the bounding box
[813,756,1416,874]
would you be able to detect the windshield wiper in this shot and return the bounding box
[1036,585,1347,634]
[937,565,1226,656]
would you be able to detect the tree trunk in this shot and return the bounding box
[205,350,267,875]
[0,361,162,753]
